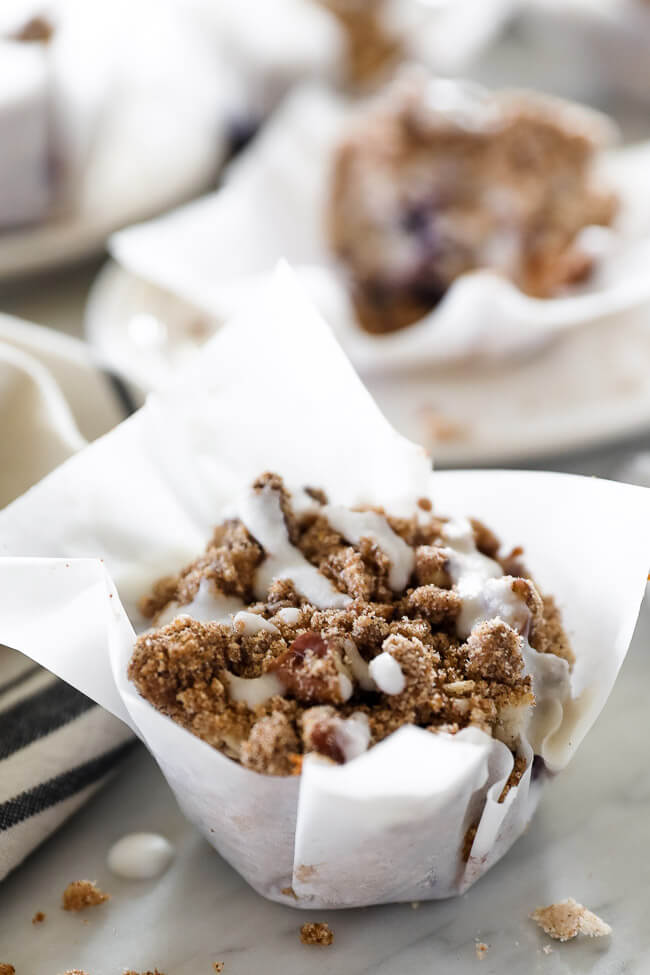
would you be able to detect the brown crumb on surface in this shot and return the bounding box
[420,409,469,445]
[32,911,46,924]
[213,964,225,974]
[530,899,612,941]
[281,886,298,899]
[300,922,334,946]
[123,970,166,975]
[130,472,570,778]
[0,965,15,975]
[62,880,110,912]
[475,941,489,960]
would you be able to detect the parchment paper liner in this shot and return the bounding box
[111,85,650,377]
[0,267,648,907]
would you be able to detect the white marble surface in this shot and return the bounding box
[0,593,647,974]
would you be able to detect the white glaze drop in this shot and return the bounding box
[323,505,415,591]
[107,832,174,880]
[225,671,284,710]
[237,487,351,609]
[336,712,371,762]
[275,607,302,625]
[156,578,244,627]
[343,638,375,691]
[337,670,354,702]
[233,611,280,636]
[369,652,406,695]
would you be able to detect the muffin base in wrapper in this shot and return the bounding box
[0,267,648,908]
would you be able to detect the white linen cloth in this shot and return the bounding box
[0,322,134,881]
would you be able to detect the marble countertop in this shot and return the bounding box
[0,593,647,975]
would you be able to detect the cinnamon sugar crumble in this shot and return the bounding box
[300,921,334,946]
[328,75,617,335]
[130,472,571,778]
[31,911,45,924]
[530,899,612,941]
[62,880,110,912]
[475,941,489,960]
[0,965,15,975]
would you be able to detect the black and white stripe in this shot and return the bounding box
[0,646,135,880]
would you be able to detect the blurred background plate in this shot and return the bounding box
[0,120,224,283]
[86,260,650,467]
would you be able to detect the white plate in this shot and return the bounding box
[0,0,231,281]
[0,115,224,282]
[86,261,650,467]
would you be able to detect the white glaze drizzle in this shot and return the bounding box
[369,651,406,695]
[323,505,415,591]
[225,671,284,710]
[156,578,244,626]
[441,518,504,639]
[237,487,351,609]
[343,638,375,691]
[233,611,280,636]
[275,607,302,625]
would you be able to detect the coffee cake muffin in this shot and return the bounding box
[129,472,571,777]
[327,77,618,334]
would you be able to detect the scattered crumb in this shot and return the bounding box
[530,899,611,941]
[123,970,166,975]
[420,408,469,445]
[32,911,46,924]
[62,880,110,912]
[213,964,225,974]
[62,971,89,974]
[475,941,489,960]
[0,965,15,975]
[281,886,298,900]
[411,901,420,910]
[542,944,553,955]
[300,922,334,946]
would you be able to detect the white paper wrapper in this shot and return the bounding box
[110,84,650,378]
[0,267,648,908]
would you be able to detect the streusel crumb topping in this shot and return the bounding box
[62,880,110,912]
[129,473,571,775]
[300,921,334,946]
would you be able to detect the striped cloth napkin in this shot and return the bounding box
[0,328,137,881]
[0,647,135,881]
